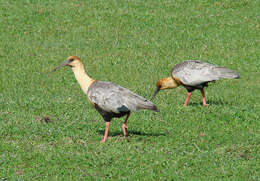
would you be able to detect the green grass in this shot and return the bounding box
[1,0,260,180]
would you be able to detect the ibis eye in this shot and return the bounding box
[68,58,74,62]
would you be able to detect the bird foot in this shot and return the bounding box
[100,138,107,143]
[203,104,209,107]
[100,136,112,143]
[122,124,128,137]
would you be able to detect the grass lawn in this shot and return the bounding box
[0,0,259,180]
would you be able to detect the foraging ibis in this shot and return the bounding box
[152,60,240,106]
[51,56,158,142]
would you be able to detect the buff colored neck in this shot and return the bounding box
[71,63,95,94]
[160,77,180,90]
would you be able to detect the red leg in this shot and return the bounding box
[201,89,208,107]
[184,92,192,106]
[122,113,131,137]
[101,122,110,143]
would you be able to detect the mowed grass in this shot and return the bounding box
[0,0,260,180]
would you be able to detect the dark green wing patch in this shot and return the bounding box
[117,105,130,113]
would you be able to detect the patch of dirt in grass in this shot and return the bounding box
[35,116,55,123]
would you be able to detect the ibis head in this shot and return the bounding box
[152,77,179,100]
[50,56,82,72]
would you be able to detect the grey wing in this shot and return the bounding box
[87,81,156,113]
[171,60,239,86]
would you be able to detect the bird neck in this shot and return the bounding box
[160,77,180,90]
[72,64,95,94]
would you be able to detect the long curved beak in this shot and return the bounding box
[151,86,161,100]
[50,60,71,73]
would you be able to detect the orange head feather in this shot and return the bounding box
[50,56,83,73]
[152,77,180,100]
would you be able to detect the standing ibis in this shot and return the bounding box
[152,60,240,106]
[51,56,158,142]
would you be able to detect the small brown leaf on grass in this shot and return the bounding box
[16,169,23,175]
[240,152,250,160]
[35,116,55,123]
[200,132,206,137]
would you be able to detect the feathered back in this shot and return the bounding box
[172,60,240,86]
[87,81,158,114]
[211,66,240,79]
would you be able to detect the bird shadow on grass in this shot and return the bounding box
[97,130,166,137]
[188,99,230,106]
